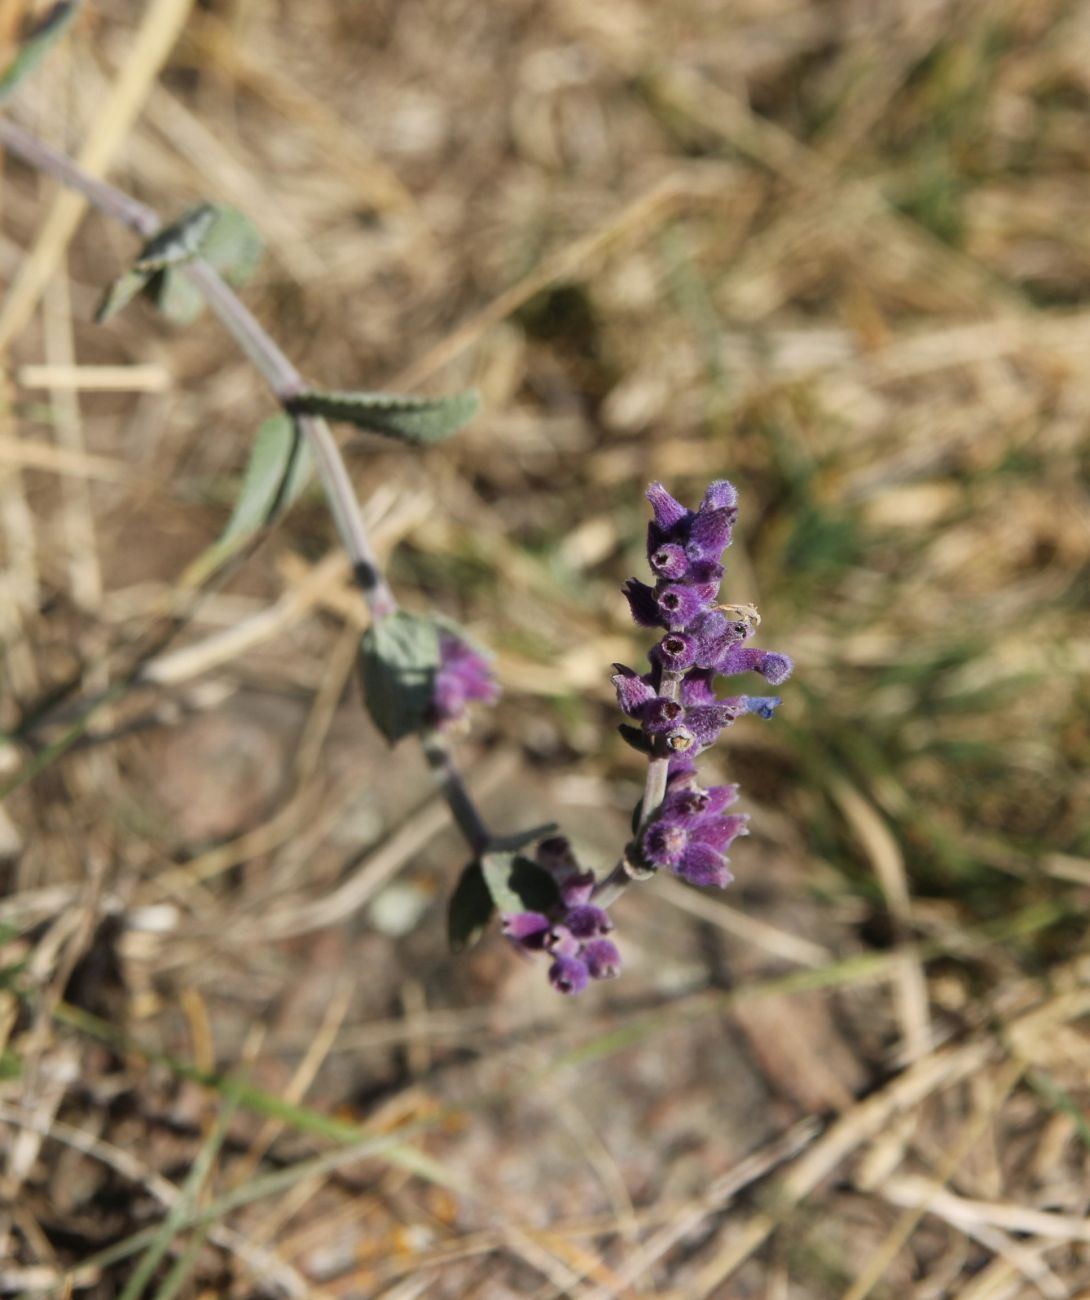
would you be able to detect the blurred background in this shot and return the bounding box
[2,0,1090,1295]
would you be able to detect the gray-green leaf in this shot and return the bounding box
[0,2,78,104]
[481,851,561,917]
[184,414,313,584]
[287,389,480,446]
[199,206,263,286]
[95,268,153,324]
[447,861,494,952]
[149,268,206,326]
[133,205,217,273]
[95,204,264,325]
[359,611,441,743]
[219,414,313,547]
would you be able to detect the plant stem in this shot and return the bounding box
[593,669,682,907]
[0,113,481,838]
[422,732,492,855]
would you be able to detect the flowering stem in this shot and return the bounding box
[0,113,484,841]
[593,668,682,907]
[422,733,491,855]
[637,669,683,831]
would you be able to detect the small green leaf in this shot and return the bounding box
[220,414,313,546]
[95,205,263,325]
[183,415,313,584]
[95,268,152,323]
[149,268,206,325]
[359,612,441,743]
[0,1,79,103]
[200,206,264,286]
[287,389,480,446]
[481,851,561,916]
[133,204,217,273]
[448,861,494,952]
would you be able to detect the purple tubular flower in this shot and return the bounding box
[641,776,749,888]
[582,939,621,979]
[643,696,686,734]
[549,954,590,995]
[646,482,689,531]
[611,664,656,717]
[563,904,613,938]
[702,480,738,512]
[681,702,738,750]
[687,507,734,561]
[502,912,552,947]
[652,632,698,673]
[431,632,499,727]
[655,583,713,628]
[714,646,794,685]
[648,540,690,580]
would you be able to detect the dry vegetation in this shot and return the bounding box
[1,0,1089,1295]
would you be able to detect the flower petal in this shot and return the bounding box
[646,481,689,530]
[611,663,657,717]
[564,904,613,938]
[583,938,621,979]
[676,841,734,888]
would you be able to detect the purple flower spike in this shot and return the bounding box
[549,954,590,995]
[646,482,689,530]
[583,939,621,979]
[432,632,499,727]
[612,478,790,909]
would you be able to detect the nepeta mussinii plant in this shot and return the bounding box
[0,8,791,997]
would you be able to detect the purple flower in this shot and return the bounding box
[713,645,794,685]
[430,632,499,728]
[651,632,698,673]
[582,939,621,979]
[641,776,748,888]
[548,954,590,995]
[655,582,716,629]
[502,836,621,995]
